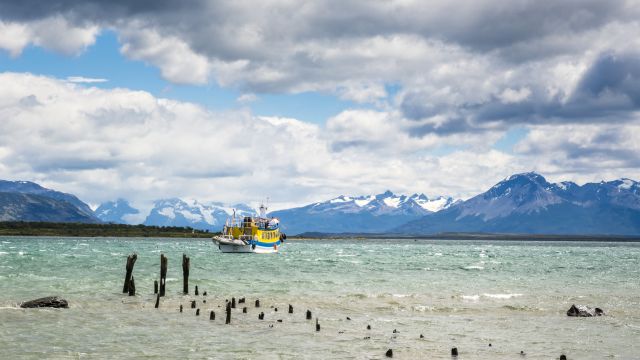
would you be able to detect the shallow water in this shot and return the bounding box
[1,237,639,359]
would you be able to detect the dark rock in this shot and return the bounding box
[567,304,604,317]
[385,349,393,358]
[560,355,567,360]
[20,296,68,308]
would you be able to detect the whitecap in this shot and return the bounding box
[482,293,523,299]
[0,251,7,255]
[464,265,484,270]
[462,295,480,301]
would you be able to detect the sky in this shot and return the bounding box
[1,0,639,213]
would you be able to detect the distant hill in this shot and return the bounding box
[0,192,100,223]
[95,199,139,224]
[0,180,99,223]
[396,172,640,236]
[270,191,458,235]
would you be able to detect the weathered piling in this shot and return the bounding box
[231,297,236,308]
[182,254,190,294]
[255,299,260,308]
[239,297,245,304]
[122,254,137,293]
[154,280,158,294]
[128,276,136,296]
[243,307,247,313]
[180,305,183,313]
[560,355,567,360]
[154,291,160,309]
[226,302,231,324]
[196,308,200,316]
[451,347,458,357]
[159,254,168,297]
[191,300,196,309]
[315,318,320,332]
[306,310,312,320]
[258,312,264,320]
[210,311,215,320]
[289,304,293,314]
[385,349,393,358]
[195,286,199,296]
[203,291,207,296]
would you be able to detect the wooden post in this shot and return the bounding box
[210,311,215,320]
[315,318,320,332]
[242,307,247,313]
[122,254,137,293]
[385,349,393,358]
[288,304,293,313]
[191,300,196,309]
[182,254,190,295]
[154,280,158,294]
[159,254,167,297]
[196,309,200,316]
[128,276,136,296]
[306,310,312,320]
[225,302,231,324]
[451,347,458,357]
[258,312,264,320]
[238,297,245,304]
[231,297,236,308]
[154,291,160,309]
[255,299,260,308]
[195,286,199,296]
[180,305,183,313]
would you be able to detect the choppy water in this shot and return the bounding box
[0,237,639,359]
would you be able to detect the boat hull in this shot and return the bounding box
[213,237,280,254]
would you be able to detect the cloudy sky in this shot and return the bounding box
[1,0,639,212]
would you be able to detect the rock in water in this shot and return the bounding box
[20,296,68,308]
[567,304,604,317]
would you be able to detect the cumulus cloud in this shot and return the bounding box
[66,76,108,83]
[0,72,539,208]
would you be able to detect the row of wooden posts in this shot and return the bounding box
[121,254,556,359]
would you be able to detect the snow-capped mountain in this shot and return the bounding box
[143,198,255,231]
[269,191,458,235]
[0,180,99,223]
[94,199,140,224]
[398,172,640,235]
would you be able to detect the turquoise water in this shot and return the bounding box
[1,237,639,359]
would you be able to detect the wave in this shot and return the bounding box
[461,293,523,301]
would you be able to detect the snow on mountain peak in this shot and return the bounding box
[618,178,636,190]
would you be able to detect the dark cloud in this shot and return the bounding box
[401,52,640,135]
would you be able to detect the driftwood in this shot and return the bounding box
[567,304,604,317]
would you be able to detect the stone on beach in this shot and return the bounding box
[566,304,604,317]
[20,296,69,308]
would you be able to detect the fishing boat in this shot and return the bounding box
[212,203,286,253]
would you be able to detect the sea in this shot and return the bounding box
[0,237,639,359]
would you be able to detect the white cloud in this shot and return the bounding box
[0,16,98,56]
[66,76,108,84]
[237,93,258,103]
[0,72,531,209]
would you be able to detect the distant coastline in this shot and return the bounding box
[295,231,640,242]
[0,221,217,238]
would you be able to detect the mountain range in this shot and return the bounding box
[0,180,99,223]
[1,173,639,236]
[270,191,457,235]
[397,172,640,236]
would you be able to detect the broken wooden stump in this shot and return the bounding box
[128,276,136,296]
[154,280,158,294]
[195,286,199,296]
[122,254,137,293]
[306,310,312,320]
[225,302,231,324]
[182,254,190,294]
[451,347,458,357]
[316,318,320,332]
[385,349,393,358]
[243,307,247,313]
[154,291,160,309]
[255,299,260,307]
[210,311,215,320]
[238,297,245,304]
[159,254,168,297]
[231,297,236,308]
[288,304,293,314]
[196,308,200,316]
[258,312,265,320]
[180,305,183,313]
[191,300,196,309]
